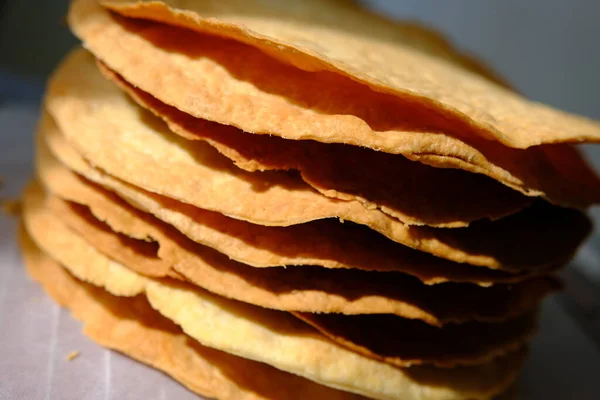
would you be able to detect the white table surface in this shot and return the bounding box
[1,105,599,400]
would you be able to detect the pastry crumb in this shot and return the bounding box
[66,351,80,361]
[1,198,22,216]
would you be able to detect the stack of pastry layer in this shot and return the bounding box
[21,0,600,399]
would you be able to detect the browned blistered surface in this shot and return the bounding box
[68,0,600,208]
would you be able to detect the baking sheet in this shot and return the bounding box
[1,105,599,400]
